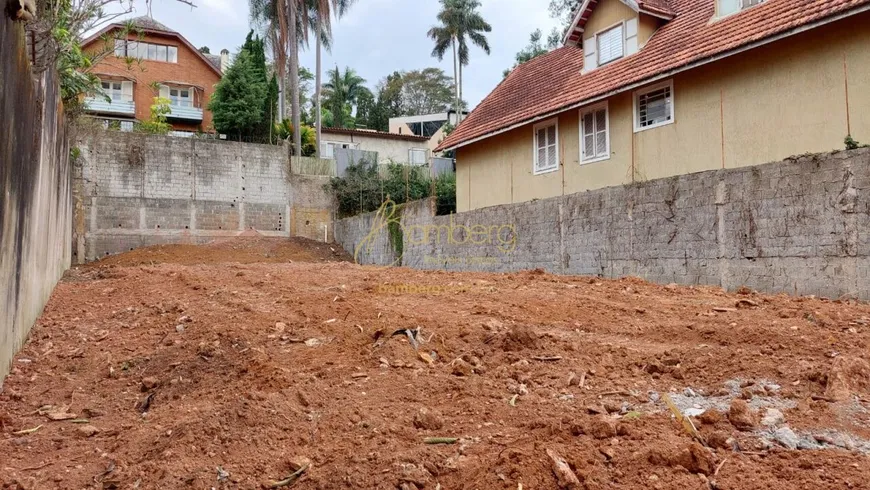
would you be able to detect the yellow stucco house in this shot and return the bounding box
[436,0,870,212]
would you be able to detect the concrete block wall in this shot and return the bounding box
[335,149,870,300]
[1,17,71,383]
[74,132,333,262]
[290,174,333,241]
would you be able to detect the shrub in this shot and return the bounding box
[329,161,456,218]
[135,97,171,135]
[275,119,316,156]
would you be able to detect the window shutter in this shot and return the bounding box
[595,110,607,155]
[597,25,624,65]
[158,84,170,100]
[583,37,597,72]
[581,107,609,161]
[582,113,594,160]
[546,125,557,168]
[121,81,133,102]
[625,18,638,55]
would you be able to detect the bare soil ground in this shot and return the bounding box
[2,237,870,489]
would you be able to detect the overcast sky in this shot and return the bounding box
[125,0,562,108]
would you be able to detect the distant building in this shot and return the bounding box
[320,128,430,165]
[80,16,226,135]
[389,111,467,155]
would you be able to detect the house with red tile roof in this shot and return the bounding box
[436,0,870,212]
[80,16,226,135]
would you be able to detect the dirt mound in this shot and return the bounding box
[825,356,870,401]
[2,256,870,489]
[86,236,351,267]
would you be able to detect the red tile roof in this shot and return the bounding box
[322,127,429,142]
[81,17,223,77]
[437,0,870,152]
[640,0,676,17]
[565,0,675,45]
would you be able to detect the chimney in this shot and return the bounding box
[220,49,230,73]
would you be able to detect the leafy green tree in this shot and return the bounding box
[366,72,404,132]
[428,0,491,122]
[264,74,280,138]
[275,119,317,155]
[354,89,376,129]
[209,49,267,139]
[297,67,315,123]
[209,31,277,141]
[401,68,455,116]
[549,0,578,24]
[199,46,211,54]
[322,66,371,128]
[308,0,358,157]
[328,163,455,218]
[503,28,561,77]
[136,97,172,134]
[249,0,311,154]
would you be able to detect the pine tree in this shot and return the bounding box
[209,48,266,139]
[208,30,276,141]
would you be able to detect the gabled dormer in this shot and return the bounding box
[563,0,674,73]
[714,0,765,19]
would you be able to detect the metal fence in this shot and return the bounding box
[430,157,455,178]
[336,148,379,178]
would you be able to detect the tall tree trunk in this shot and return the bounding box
[458,60,463,123]
[452,37,459,122]
[289,0,302,157]
[273,31,284,123]
[315,17,323,159]
[278,74,285,123]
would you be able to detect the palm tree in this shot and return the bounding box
[309,0,355,158]
[322,66,371,129]
[428,0,491,123]
[250,0,315,156]
[250,0,285,120]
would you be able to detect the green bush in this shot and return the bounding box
[329,162,456,218]
[135,97,172,135]
[275,119,317,156]
[434,172,457,216]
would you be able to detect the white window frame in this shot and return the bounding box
[715,0,765,19]
[633,79,675,133]
[169,87,193,107]
[114,40,178,63]
[532,118,559,175]
[101,80,123,101]
[409,148,428,165]
[320,141,358,159]
[579,101,610,164]
[596,22,625,66]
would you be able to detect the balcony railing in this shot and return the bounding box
[167,105,203,121]
[84,97,135,116]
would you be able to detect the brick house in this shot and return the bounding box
[81,16,226,134]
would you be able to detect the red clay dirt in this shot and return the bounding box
[2,237,870,489]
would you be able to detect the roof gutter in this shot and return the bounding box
[442,3,870,153]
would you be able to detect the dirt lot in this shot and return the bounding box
[2,237,870,489]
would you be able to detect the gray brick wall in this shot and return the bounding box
[74,132,330,262]
[335,148,870,300]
